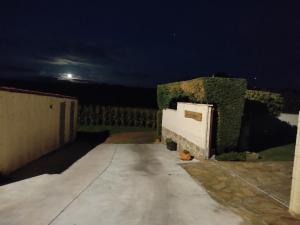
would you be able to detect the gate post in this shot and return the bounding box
[290,112,300,215]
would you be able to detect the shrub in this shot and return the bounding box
[239,115,297,151]
[157,77,247,154]
[87,105,94,125]
[101,106,106,125]
[82,105,89,125]
[240,90,287,151]
[166,138,177,151]
[245,90,284,117]
[215,151,247,161]
[95,105,101,125]
[141,109,147,127]
[134,109,141,127]
[118,107,124,126]
[156,110,162,139]
[78,105,157,129]
[128,108,134,126]
[281,91,300,113]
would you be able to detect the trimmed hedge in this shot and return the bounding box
[245,90,284,116]
[78,105,157,129]
[157,77,247,154]
[156,110,162,139]
[281,91,300,113]
[240,91,291,151]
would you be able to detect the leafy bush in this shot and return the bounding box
[245,90,284,116]
[157,77,247,154]
[166,138,177,151]
[239,115,297,151]
[281,91,300,113]
[215,151,247,161]
[240,90,289,151]
[78,105,157,129]
[156,110,162,139]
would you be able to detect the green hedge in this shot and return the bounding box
[157,77,247,154]
[240,91,289,151]
[78,105,157,129]
[156,110,162,139]
[281,91,300,113]
[245,90,284,116]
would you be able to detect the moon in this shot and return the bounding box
[66,73,73,79]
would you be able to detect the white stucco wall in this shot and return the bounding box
[290,112,300,215]
[0,89,78,175]
[278,113,298,127]
[162,102,214,158]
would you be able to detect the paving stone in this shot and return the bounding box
[181,160,300,225]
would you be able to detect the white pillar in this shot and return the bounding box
[290,112,300,215]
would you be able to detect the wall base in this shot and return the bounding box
[162,127,207,159]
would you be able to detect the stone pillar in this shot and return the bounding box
[290,112,300,215]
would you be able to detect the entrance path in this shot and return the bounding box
[182,161,300,225]
[0,144,243,225]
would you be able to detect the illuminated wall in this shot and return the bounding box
[162,102,214,159]
[0,88,78,175]
[290,112,300,215]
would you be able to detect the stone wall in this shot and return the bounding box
[162,127,205,159]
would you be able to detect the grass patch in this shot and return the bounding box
[258,143,295,161]
[77,125,154,134]
[215,151,247,161]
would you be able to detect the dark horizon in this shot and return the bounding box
[0,1,299,90]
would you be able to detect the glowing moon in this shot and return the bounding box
[66,73,73,79]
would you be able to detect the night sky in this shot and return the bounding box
[0,1,299,89]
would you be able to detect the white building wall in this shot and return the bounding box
[290,112,300,215]
[278,113,298,127]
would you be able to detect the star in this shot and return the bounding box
[171,32,177,40]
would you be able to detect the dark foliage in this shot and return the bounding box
[215,151,247,161]
[157,77,247,154]
[78,105,157,129]
[166,138,177,151]
[239,90,295,151]
[245,90,284,116]
[156,110,162,139]
[239,115,297,152]
[281,90,300,113]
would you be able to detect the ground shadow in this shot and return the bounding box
[0,131,109,186]
[239,100,297,151]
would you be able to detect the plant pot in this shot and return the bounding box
[166,141,177,151]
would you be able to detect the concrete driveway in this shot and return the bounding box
[0,144,243,225]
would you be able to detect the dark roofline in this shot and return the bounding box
[0,86,77,100]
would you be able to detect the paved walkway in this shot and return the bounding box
[0,144,243,225]
[182,161,300,225]
[219,161,293,206]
